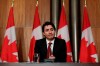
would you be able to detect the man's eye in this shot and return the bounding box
[45,29,49,32]
[50,28,54,31]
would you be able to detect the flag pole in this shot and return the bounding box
[85,0,87,7]
[63,0,64,6]
[12,0,14,7]
[36,0,38,6]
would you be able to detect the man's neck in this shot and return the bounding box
[46,37,55,41]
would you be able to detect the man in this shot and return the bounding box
[34,21,66,62]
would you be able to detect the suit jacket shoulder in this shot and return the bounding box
[35,38,47,53]
[55,37,66,43]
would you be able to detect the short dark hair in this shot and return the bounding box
[42,21,56,32]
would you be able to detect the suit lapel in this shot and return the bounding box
[42,38,47,55]
[53,38,58,55]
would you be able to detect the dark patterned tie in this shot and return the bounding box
[47,42,52,58]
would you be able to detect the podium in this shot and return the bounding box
[0,63,100,66]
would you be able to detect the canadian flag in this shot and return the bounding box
[57,4,73,62]
[28,1,42,62]
[79,6,98,63]
[1,6,18,62]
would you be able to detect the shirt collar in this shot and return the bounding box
[46,38,55,44]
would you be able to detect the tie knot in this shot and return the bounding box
[48,42,52,45]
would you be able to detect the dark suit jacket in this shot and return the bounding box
[34,37,67,62]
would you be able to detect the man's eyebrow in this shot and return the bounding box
[45,29,49,31]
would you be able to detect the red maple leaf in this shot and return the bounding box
[80,37,88,62]
[58,35,62,39]
[1,36,18,62]
[80,37,97,63]
[66,41,72,62]
[87,42,97,62]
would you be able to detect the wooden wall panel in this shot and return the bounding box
[23,27,32,61]
[25,0,36,27]
[96,28,100,61]
[14,0,25,27]
[0,0,7,27]
[96,0,100,28]
[39,0,50,24]
[86,0,96,27]
[0,28,5,53]
[63,0,69,22]
[16,28,24,62]
[25,0,50,27]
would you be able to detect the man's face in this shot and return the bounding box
[43,25,55,40]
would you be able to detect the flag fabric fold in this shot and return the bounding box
[28,2,42,62]
[79,6,98,63]
[1,6,18,62]
[57,5,73,62]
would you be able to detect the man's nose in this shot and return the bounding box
[49,30,52,33]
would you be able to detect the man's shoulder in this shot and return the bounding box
[36,38,46,42]
[55,37,66,46]
[55,37,65,43]
[55,37,65,42]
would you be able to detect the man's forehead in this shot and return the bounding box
[44,25,53,29]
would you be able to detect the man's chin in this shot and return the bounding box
[47,37,54,40]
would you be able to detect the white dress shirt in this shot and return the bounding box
[46,39,55,53]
